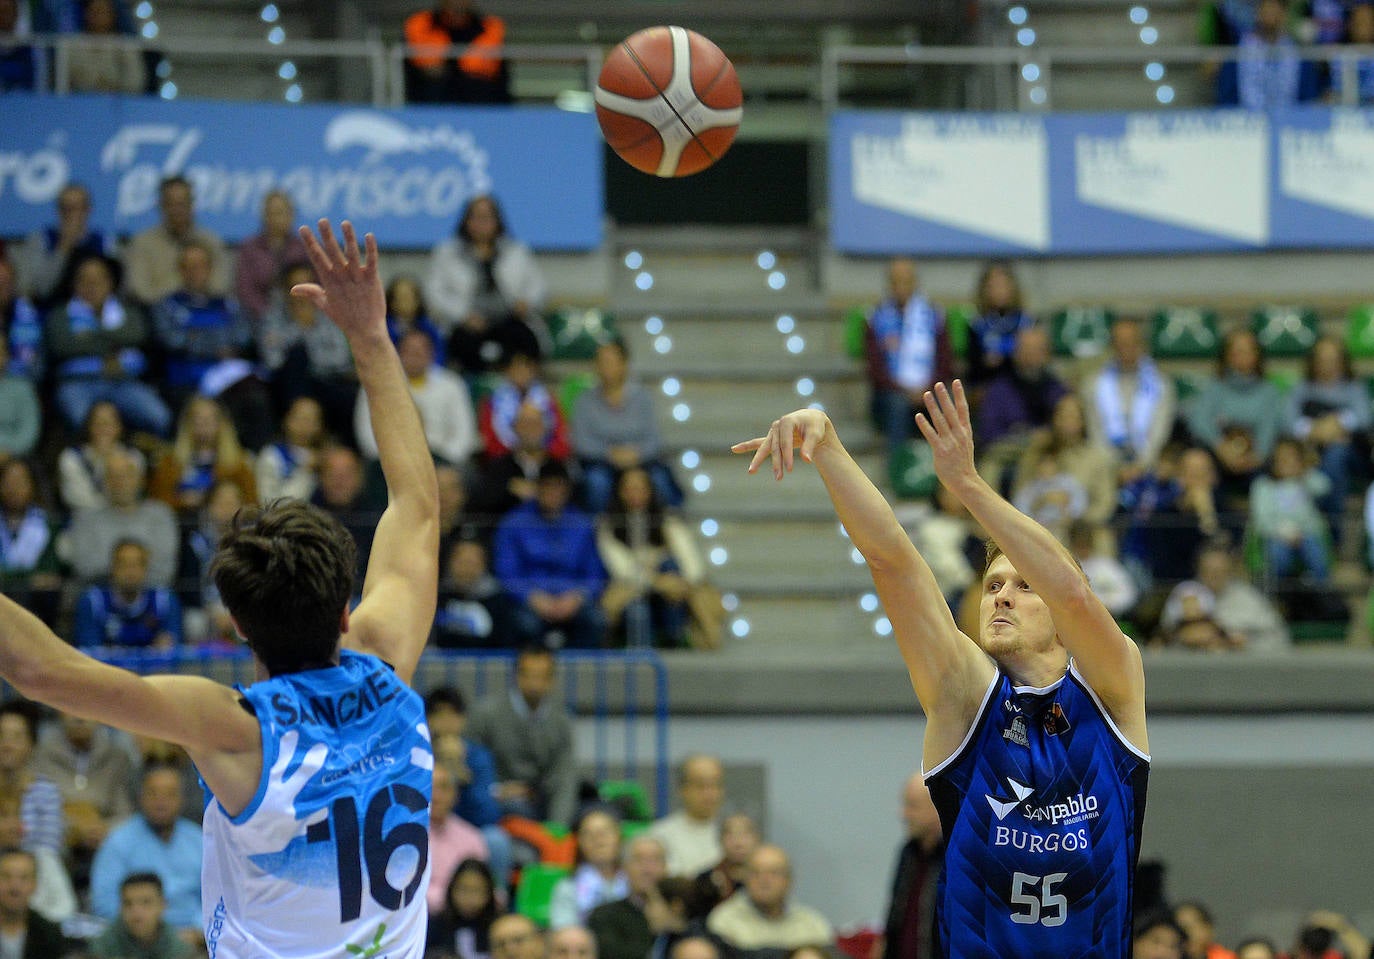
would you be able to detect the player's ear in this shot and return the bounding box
[338,605,351,635]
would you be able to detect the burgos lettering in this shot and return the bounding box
[993,825,1091,854]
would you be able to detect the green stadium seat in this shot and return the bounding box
[1346,304,1374,358]
[513,863,569,927]
[1173,372,1208,406]
[621,821,652,841]
[557,371,596,421]
[889,441,938,501]
[598,780,653,822]
[944,302,975,359]
[1151,307,1221,359]
[546,308,617,361]
[843,306,868,360]
[1050,307,1114,359]
[1251,305,1319,358]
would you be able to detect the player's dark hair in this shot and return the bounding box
[425,687,467,716]
[982,539,1084,580]
[120,871,164,895]
[211,499,356,676]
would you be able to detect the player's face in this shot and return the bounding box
[978,555,1057,658]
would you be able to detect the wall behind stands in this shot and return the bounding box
[575,714,1374,945]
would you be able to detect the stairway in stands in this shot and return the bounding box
[603,227,890,651]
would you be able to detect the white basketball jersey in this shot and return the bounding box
[201,651,433,959]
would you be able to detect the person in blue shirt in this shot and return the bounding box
[493,459,607,650]
[0,259,43,381]
[74,539,183,649]
[735,381,1148,959]
[15,185,116,312]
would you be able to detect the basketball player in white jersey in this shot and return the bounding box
[0,220,439,958]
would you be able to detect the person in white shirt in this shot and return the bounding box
[649,755,725,878]
[355,328,477,468]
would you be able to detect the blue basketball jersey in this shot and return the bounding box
[925,662,1149,959]
[201,650,433,959]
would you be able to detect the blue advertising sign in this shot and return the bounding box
[830,106,1374,256]
[0,94,603,250]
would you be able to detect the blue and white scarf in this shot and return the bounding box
[489,381,556,452]
[1238,32,1301,109]
[0,508,51,572]
[870,295,940,391]
[1095,359,1162,458]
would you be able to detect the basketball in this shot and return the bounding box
[594,26,744,178]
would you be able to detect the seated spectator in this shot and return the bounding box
[427,763,489,915]
[1286,335,1368,544]
[259,262,358,442]
[0,460,62,627]
[430,195,547,374]
[480,349,569,462]
[1083,315,1177,484]
[254,395,325,504]
[15,183,115,312]
[130,738,201,824]
[649,756,724,879]
[573,339,682,513]
[471,399,565,526]
[466,647,577,825]
[598,468,717,650]
[148,396,257,517]
[1159,540,1290,652]
[0,258,43,380]
[46,254,171,437]
[57,400,146,513]
[689,813,760,922]
[1218,0,1323,107]
[0,344,40,461]
[356,328,476,468]
[586,836,676,959]
[232,190,306,328]
[176,479,244,647]
[550,807,627,929]
[1297,911,1371,959]
[1069,520,1139,619]
[0,0,36,92]
[438,463,485,555]
[89,764,202,933]
[30,711,133,893]
[152,241,271,446]
[1012,452,1088,545]
[965,260,1034,389]
[0,848,74,958]
[64,448,179,587]
[493,460,607,650]
[68,0,144,93]
[549,925,599,959]
[89,872,196,959]
[975,324,1069,493]
[490,914,544,959]
[310,445,383,591]
[1133,909,1186,959]
[0,702,66,860]
[706,845,833,955]
[435,537,514,648]
[404,0,510,104]
[863,258,953,458]
[424,688,511,895]
[1174,901,1235,959]
[1330,2,1374,103]
[1249,436,1331,586]
[1138,446,1227,589]
[1185,328,1285,506]
[427,858,502,959]
[73,539,184,649]
[909,482,983,615]
[386,274,446,363]
[0,790,77,924]
[123,175,229,307]
[1012,394,1117,541]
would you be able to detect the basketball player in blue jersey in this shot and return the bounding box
[0,220,440,959]
[734,380,1149,959]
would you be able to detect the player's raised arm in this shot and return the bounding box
[732,410,994,723]
[293,220,438,684]
[917,381,1146,743]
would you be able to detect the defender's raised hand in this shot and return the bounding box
[292,219,386,342]
[914,380,979,491]
[731,408,836,479]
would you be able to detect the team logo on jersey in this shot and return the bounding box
[346,923,388,957]
[1043,701,1072,736]
[986,777,1034,821]
[1003,715,1029,747]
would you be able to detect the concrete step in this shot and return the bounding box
[1048,65,1212,111]
[706,518,874,594]
[609,248,818,299]
[1027,7,1197,48]
[655,377,868,445]
[683,449,887,520]
[620,315,851,376]
[721,595,891,647]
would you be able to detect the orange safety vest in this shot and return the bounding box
[404,9,505,80]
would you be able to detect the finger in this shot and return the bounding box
[363,232,379,272]
[746,433,773,474]
[915,412,937,444]
[781,418,796,473]
[289,282,326,309]
[340,221,360,265]
[770,421,785,478]
[800,423,820,462]
[298,225,329,274]
[317,218,346,267]
[951,379,973,431]
[933,381,959,426]
[730,438,765,454]
[924,390,952,435]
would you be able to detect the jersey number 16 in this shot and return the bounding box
[307,784,430,923]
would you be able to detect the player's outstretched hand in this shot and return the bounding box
[915,380,979,490]
[731,408,835,480]
[292,219,386,342]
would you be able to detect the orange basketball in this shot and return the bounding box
[594,26,743,178]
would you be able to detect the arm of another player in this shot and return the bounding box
[917,382,1147,740]
[292,221,439,685]
[0,594,258,755]
[732,410,994,722]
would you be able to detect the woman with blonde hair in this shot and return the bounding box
[149,396,257,515]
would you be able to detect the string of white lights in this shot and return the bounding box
[1130,5,1176,104]
[1007,5,1048,106]
[260,3,302,102]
